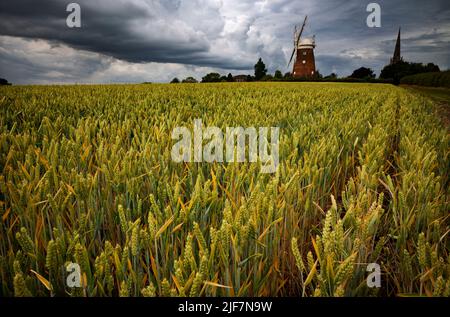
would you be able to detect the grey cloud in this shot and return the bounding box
[0,0,449,83]
[0,0,250,70]
[0,36,111,84]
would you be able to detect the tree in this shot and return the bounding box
[261,74,273,81]
[0,78,11,85]
[254,58,267,81]
[182,76,198,83]
[284,72,293,79]
[380,61,440,85]
[274,70,283,79]
[170,77,180,83]
[349,67,375,79]
[227,73,233,82]
[315,69,323,79]
[201,72,221,83]
[424,63,440,72]
[324,73,338,80]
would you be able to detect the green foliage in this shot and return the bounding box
[0,78,11,86]
[380,61,440,85]
[274,70,283,79]
[349,67,375,79]
[182,77,198,84]
[400,71,450,88]
[201,73,222,83]
[254,58,267,81]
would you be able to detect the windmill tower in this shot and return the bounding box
[288,16,316,78]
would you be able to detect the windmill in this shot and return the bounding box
[287,16,317,78]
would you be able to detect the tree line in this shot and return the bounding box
[170,57,442,85]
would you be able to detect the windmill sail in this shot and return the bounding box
[287,49,296,67]
[287,16,308,67]
[296,16,307,46]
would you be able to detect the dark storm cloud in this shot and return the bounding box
[0,0,250,70]
[0,0,449,83]
[380,30,450,54]
[303,0,450,75]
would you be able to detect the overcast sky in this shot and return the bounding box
[0,0,449,84]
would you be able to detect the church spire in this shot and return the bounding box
[390,27,402,64]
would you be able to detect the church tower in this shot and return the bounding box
[390,28,402,64]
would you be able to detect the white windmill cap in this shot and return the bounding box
[299,38,315,46]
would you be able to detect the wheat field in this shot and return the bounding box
[0,82,448,297]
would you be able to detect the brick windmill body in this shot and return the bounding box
[288,16,317,78]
